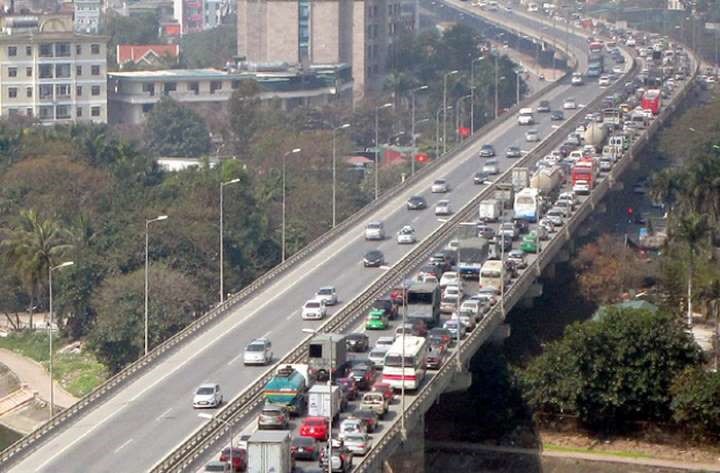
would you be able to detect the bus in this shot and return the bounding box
[406,282,441,327]
[513,187,541,222]
[479,259,509,292]
[382,336,428,390]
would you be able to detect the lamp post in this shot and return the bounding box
[219,178,241,303]
[374,103,393,200]
[514,70,521,105]
[409,85,428,176]
[435,105,452,159]
[48,260,73,417]
[400,282,408,440]
[455,94,471,144]
[302,328,333,473]
[332,124,351,228]
[281,148,302,263]
[500,232,506,317]
[470,57,483,135]
[198,413,235,469]
[493,53,499,119]
[145,215,168,356]
[442,70,459,154]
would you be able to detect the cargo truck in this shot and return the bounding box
[263,365,307,415]
[478,199,503,222]
[571,157,598,193]
[308,334,348,382]
[457,237,489,279]
[307,384,342,421]
[247,430,293,473]
[406,282,441,327]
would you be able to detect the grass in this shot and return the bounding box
[0,331,107,398]
[544,443,653,460]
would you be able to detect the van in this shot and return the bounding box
[517,108,534,125]
[360,392,389,418]
[364,221,385,240]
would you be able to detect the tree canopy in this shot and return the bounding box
[144,98,212,157]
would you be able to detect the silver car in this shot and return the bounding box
[315,286,338,306]
[368,347,388,367]
[193,383,223,408]
[243,338,273,365]
[343,433,371,456]
[364,221,385,240]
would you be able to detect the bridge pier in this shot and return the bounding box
[384,416,425,473]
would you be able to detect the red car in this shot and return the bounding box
[299,416,330,441]
[337,377,359,400]
[371,382,394,403]
[219,447,247,472]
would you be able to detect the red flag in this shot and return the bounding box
[458,127,471,138]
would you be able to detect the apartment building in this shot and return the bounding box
[74,0,101,33]
[236,0,413,100]
[0,15,109,123]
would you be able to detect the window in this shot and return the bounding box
[25,67,32,77]
[76,107,82,117]
[91,106,101,117]
[56,84,71,98]
[76,85,82,97]
[8,46,16,56]
[39,64,53,78]
[91,44,100,54]
[91,65,100,76]
[8,67,16,78]
[55,64,71,78]
[8,87,17,98]
[210,81,222,93]
[75,44,82,55]
[91,85,101,96]
[56,105,71,119]
[39,84,53,99]
[25,46,31,56]
[26,108,32,117]
[231,80,240,90]
[55,43,71,57]
[39,43,53,57]
[188,81,199,94]
[8,108,18,117]
[163,82,177,94]
[76,65,82,76]
[26,87,32,98]
[39,106,53,119]
[142,103,154,113]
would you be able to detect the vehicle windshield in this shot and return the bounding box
[196,387,214,395]
[306,301,320,308]
[318,288,333,295]
[246,344,264,352]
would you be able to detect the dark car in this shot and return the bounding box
[371,298,397,320]
[429,334,450,352]
[399,318,428,337]
[425,346,446,370]
[429,327,454,347]
[429,253,452,272]
[436,249,457,266]
[407,195,427,210]
[512,219,530,235]
[351,410,379,433]
[319,440,353,473]
[505,146,523,158]
[476,223,496,239]
[537,100,551,112]
[219,447,247,472]
[550,110,565,121]
[418,264,441,280]
[337,377,359,401]
[291,436,319,461]
[479,144,496,158]
[363,250,385,267]
[349,364,376,390]
[345,332,369,352]
[473,170,491,184]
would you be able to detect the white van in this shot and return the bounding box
[517,108,534,125]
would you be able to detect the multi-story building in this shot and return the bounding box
[236,0,413,100]
[74,0,101,33]
[203,0,230,29]
[173,0,204,34]
[0,15,109,123]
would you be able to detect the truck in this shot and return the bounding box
[457,237,489,279]
[530,166,564,195]
[511,167,530,192]
[571,157,598,191]
[587,52,604,77]
[478,199,502,222]
[493,182,514,209]
[517,107,534,125]
[308,334,348,382]
[641,89,661,114]
[263,365,307,415]
[583,122,608,151]
[247,430,293,473]
[406,282,441,327]
[307,384,342,421]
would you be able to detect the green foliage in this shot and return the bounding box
[670,367,720,440]
[144,97,211,157]
[228,81,263,155]
[520,308,702,431]
[103,12,160,66]
[180,20,237,68]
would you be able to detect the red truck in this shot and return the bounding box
[571,157,598,194]
[641,89,661,115]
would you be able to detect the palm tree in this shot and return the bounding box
[648,168,683,214]
[673,212,710,327]
[697,279,720,371]
[1,209,73,329]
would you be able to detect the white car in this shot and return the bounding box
[193,383,222,408]
[525,129,540,142]
[344,433,371,456]
[571,73,584,85]
[435,199,452,216]
[364,221,385,240]
[375,336,395,350]
[546,207,565,226]
[315,286,338,306]
[431,178,449,193]
[368,347,389,367]
[598,75,610,87]
[301,299,327,320]
[339,418,367,439]
[459,299,482,318]
[396,225,417,244]
[243,338,273,365]
[573,180,591,194]
[507,250,527,269]
[482,159,499,174]
[563,98,577,110]
[439,271,459,288]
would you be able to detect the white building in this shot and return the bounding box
[74,0,102,33]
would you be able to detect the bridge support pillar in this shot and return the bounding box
[555,247,570,263]
[384,416,425,473]
[543,262,556,279]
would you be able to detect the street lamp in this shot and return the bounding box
[435,105,453,159]
[198,413,235,469]
[219,178,241,304]
[443,70,459,154]
[332,124,351,228]
[470,57,483,134]
[282,148,302,263]
[145,215,168,356]
[410,85,429,176]
[48,260,73,417]
[493,53,499,119]
[374,103,393,200]
[513,70,522,105]
[302,327,333,473]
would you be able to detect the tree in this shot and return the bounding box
[520,308,701,431]
[670,367,720,440]
[88,265,203,372]
[180,20,237,69]
[144,97,211,157]
[673,212,710,326]
[228,80,263,155]
[103,12,160,66]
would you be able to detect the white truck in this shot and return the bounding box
[517,107,534,125]
[247,430,293,473]
[479,199,502,222]
[307,384,342,421]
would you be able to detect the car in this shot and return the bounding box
[476,223,495,239]
[320,440,353,473]
[550,110,564,121]
[546,207,566,226]
[453,311,476,331]
[375,336,395,350]
[337,376,359,401]
[204,460,232,472]
[435,199,452,216]
[459,299,482,319]
[482,159,499,174]
[339,418,367,438]
[371,382,393,403]
[520,232,539,253]
[371,298,397,320]
[507,249,528,269]
[429,327,453,347]
[537,100,551,112]
[258,404,289,430]
[505,146,523,158]
[349,363,376,390]
[573,180,591,194]
[571,73,584,85]
[431,179,449,193]
[439,271,459,288]
[316,286,338,306]
[364,221,385,240]
[418,264,442,280]
[396,225,416,244]
[443,319,467,339]
[368,347,388,367]
[598,75,610,87]
[500,222,518,240]
[563,98,577,110]
[366,307,389,330]
[406,195,427,210]
[525,129,540,142]
[394,323,421,338]
[425,346,446,370]
[349,410,379,433]
[473,170,491,184]
[479,144,496,157]
[555,199,574,214]
[344,433,371,456]
[362,250,385,267]
[218,447,247,472]
[558,191,578,205]
[302,298,327,320]
[300,416,330,441]
[243,338,273,365]
[193,383,222,408]
[291,436,319,461]
[345,332,369,352]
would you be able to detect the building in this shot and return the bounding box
[236,0,414,100]
[173,0,203,34]
[203,0,230,29]
[0,15,109,123]
[117,44,180,68]
[74,0,101,33]
[108,63,353,124]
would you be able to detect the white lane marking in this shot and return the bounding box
[227,352,245,366]
[411,216,420,223]
[261,330,272,338]
[114,438,133,454]
[286,310,298,321]
[156,408,172,421]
